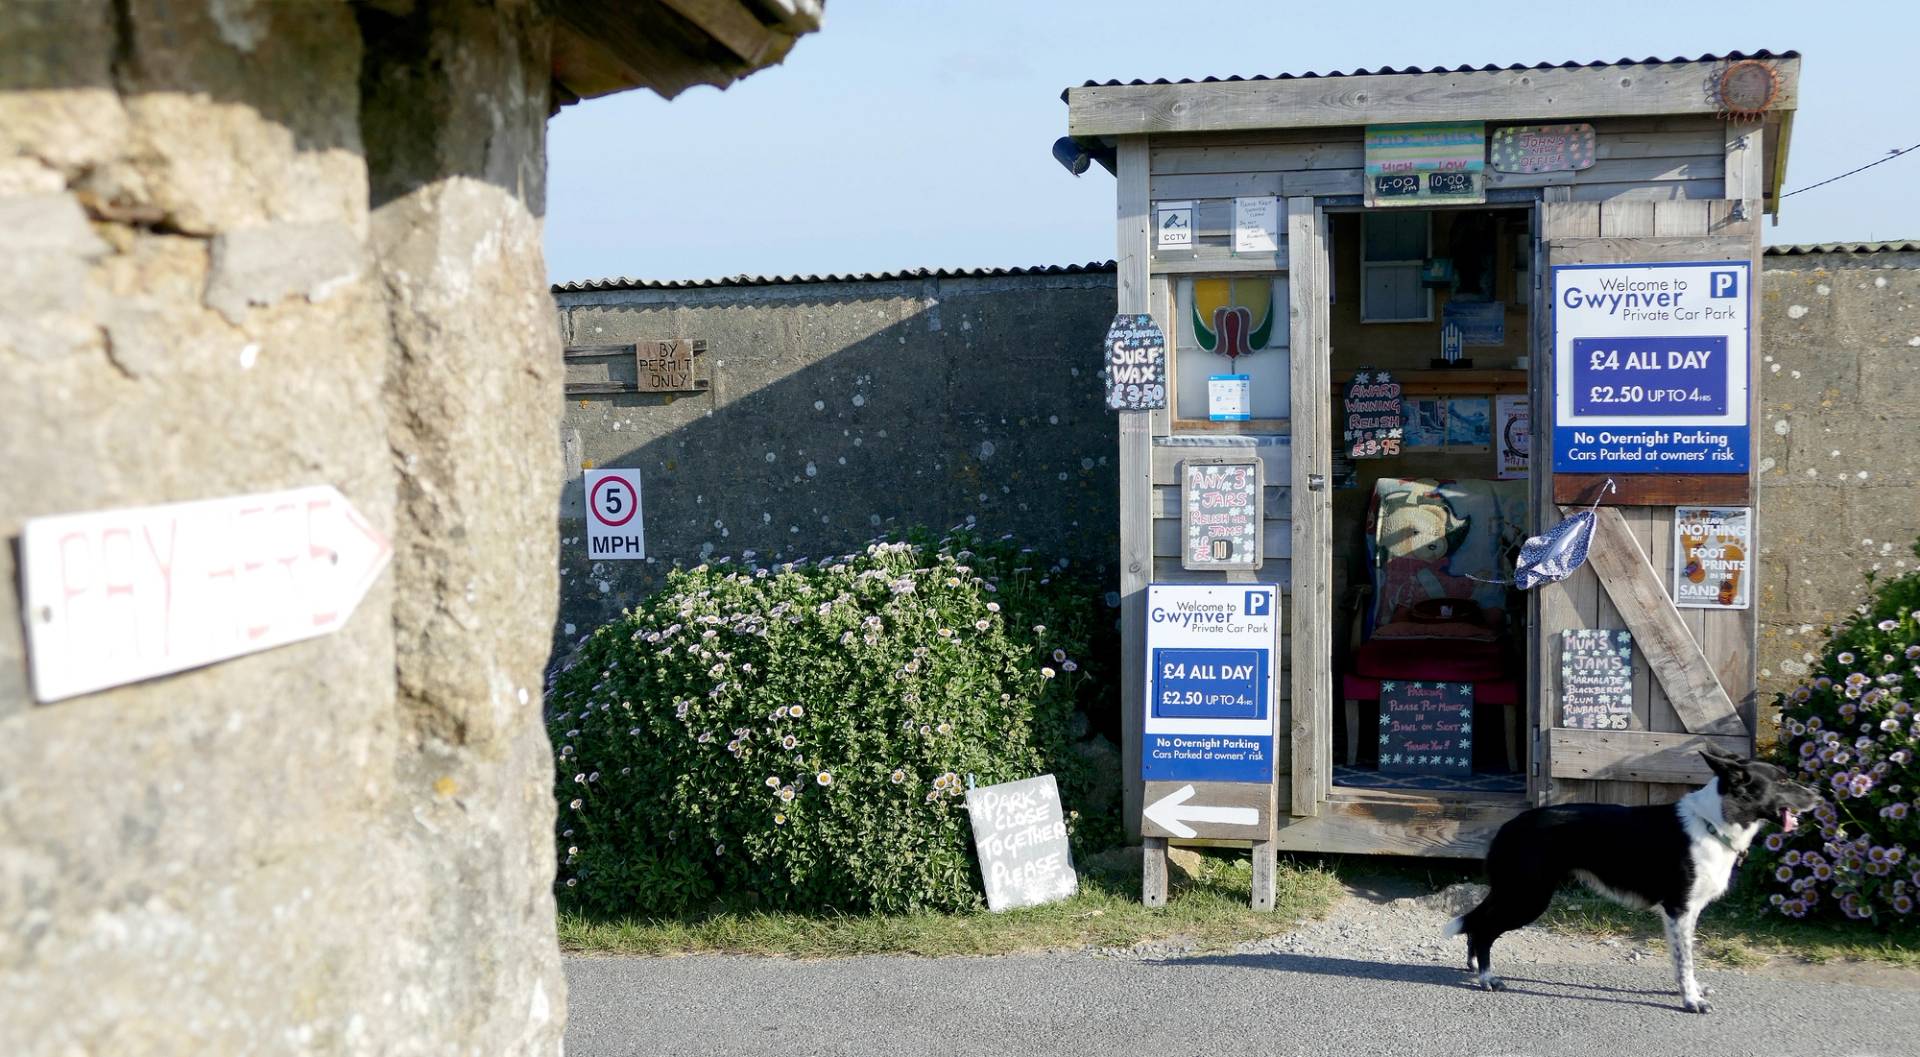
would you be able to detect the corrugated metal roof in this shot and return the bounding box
[1067,50,1798,93]
[1763,241,1920,255]
[552,261,1118,293]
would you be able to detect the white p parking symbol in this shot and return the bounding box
[1710,271,1739,298]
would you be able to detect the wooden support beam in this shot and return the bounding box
[657,0,779,66]
[1549,728,1748,784]
[1287,197,1331,816]
[1116,137,1152,842]
[1555,473,1750,506]
[1142,836,1169,908]
[1585,506,1748,736]
[1068,58,1801,137]
[1251,840,1276,911]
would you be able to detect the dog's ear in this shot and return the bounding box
[1699,750,1750,790]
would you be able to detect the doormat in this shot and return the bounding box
[1332,765,1525,794]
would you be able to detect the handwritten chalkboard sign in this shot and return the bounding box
[1180,456,1262,571]
[1373,173,1422,199]
[1379,681,1473,776]
[965,774,1078,911]
[1104,313,1167,411]
[1490,124,1597,174]
[1560,629,1634,730]
[1342,368,1404,459]
[1427,171,1476,196]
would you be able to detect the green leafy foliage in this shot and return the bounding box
[548,529,1116,916]
[1748,541,1920,923]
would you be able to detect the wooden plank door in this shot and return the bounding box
[1287,198,1331,816]
[1532,195,1761,805]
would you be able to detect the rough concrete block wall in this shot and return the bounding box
[552,274,1121,652]
[1758,251,1920,709]
[1,3,563,1054]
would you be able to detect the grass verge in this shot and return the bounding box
[558,852,1342,958]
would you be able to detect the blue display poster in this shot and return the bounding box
[1552,261,1750,474]
[1142,585,1279,784]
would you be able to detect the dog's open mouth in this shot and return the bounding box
[1782,809,1799,833]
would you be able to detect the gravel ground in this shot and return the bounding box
[565,875,1920,1056]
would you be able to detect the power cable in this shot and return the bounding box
[1780,142,1920,199]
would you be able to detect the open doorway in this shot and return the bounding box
[1325,203,1536,798]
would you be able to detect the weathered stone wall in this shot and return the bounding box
[1,3,564,1054]
[551,272,1122,653]
[1757,249,1920,707]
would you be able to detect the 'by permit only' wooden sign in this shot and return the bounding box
[965,774,1077,911]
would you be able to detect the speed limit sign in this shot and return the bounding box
[585,469,644,559]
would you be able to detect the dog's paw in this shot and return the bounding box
[1475,973,1505,992]
[1683,998,1713,1015]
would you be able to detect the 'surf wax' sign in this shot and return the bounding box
[635,339,697,392]
[965,774,1078,911]
[1490,124,1597,174]
[1343,368,1404,458]
[585,469,645,559]
[1104,313,1168,411]
[1379,681,1472,776]
[1552,262,1751,474]
[1672,506,1751,610]
[1560,629,1634,730]
[1180,457,1261,571]
[1144,584,1279,784]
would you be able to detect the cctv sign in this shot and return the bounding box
[585,469,644,560]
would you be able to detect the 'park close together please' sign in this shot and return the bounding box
[1143,584,1278,784]
[1552,261,1750,474]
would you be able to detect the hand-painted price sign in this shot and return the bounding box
[1342,368,1404,459]
[1560,629,1634,730]
[1427,171,1476,196]
[1104,313,1168,411]
[1379,680,1473,776]
[1180,456,1261,571]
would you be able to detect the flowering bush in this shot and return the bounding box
[547,529,1114,916]
[1750,543,1920,923]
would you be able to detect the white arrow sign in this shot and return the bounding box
[20,485,391,702]
[1143,783,1260,839]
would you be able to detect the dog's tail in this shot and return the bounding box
[1442,914,1466,938]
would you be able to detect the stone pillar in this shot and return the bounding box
[0,2,565,1053]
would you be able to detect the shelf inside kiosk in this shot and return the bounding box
[1327,206,1534,795]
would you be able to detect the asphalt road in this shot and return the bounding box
[564,950,1914,1057]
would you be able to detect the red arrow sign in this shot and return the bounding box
[21,485,391,702]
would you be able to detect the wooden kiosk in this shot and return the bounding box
[1064,52,1800,895]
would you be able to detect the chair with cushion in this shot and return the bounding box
[1341,477,1527,771]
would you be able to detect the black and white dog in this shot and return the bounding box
[1446,748,1819,1012]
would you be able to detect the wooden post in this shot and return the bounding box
[1117,136,1152,840]
[1251,840,1276,911]
[1142,836,1169,908]
[1287,196,1330,816]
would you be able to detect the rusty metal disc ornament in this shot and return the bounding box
[1717,59,1779,118]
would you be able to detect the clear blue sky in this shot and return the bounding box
[544,0,1918,284]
